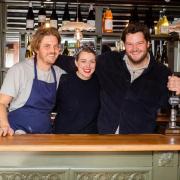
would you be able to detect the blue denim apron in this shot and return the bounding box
[8,59,57,133]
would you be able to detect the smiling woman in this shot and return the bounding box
[54,47,100,134]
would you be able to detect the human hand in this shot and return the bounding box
[169,22,180,33]
[167,76,180,95]
[0,125,14,136]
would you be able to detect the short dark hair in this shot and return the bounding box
[75,46,96,61]
[121,23,151,43]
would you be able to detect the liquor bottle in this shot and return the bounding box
[26,1,34,31]
[25,35,33,58]
[87,4,95,27]
[104,8,113,33]
[157,11,163,34]
[50,2,58,29]
[161,42,168,66]
[160,13,169,34]
[144,7,154,34]
[75,40,81,54]
[102,10,106,33]
[155,45,161,62]
[38,1,46,27]
[148,42,153,55]
[62,3,70,26]
[62,41,69,56]
[129,7,139,24]
[75,4,83,22]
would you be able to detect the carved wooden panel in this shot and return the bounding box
[72,170,151,180]
[153,152,178,167]
[0,171,67,180]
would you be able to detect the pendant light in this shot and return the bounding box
[59,1,95,41]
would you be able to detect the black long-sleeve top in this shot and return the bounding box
[54,73,100,134]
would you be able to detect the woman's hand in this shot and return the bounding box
[169,22,180,33]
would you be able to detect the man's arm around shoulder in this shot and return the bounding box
[55,55,76,73]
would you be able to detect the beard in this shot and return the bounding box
[126,50,149,66]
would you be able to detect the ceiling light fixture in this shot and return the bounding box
[59,1,96,48]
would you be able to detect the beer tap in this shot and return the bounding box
[165,91,180,134]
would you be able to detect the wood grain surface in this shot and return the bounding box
[0,134,180,152]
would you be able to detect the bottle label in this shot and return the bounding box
[105,19,113,31]
[26,20,34,29]
[87,20,95,27]
[160,25,169,34]
[38,15,46,22]
[50,20,58,28]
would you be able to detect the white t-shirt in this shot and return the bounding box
[0,58,65,112]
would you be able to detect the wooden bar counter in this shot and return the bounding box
[0,134,180,180]
[0,134,180,152]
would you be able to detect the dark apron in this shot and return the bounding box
[8,59,57,133]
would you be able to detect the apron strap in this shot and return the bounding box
[51,66,57,83]
[34,57,38,80]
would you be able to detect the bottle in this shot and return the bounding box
[38,1,46,27]
[129,7,139,24]
[155,45,161,62]
[75,40,81,54]
[62,3,70,26]
[144,7,154,34]
[26,1,34,31]
[160,14,169,34]
[25,35,33,58]
[102,10,106,33]
[87,4,95,27]
[148,42,153,55]
[104,8,113,33]
[157,11,163,34]
[50,2,58,29]
[62,41,69,56]
[75,4,83,22]
[161,42,168,66]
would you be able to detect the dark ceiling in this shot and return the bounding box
[2,0,180,5]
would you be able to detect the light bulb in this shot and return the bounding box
[74,28,83,41]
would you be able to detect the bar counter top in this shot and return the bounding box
[1,134,180,152]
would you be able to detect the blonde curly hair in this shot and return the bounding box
[31,27,61,54]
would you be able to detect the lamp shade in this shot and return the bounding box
[59,21,95,32]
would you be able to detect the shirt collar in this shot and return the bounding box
[123,53,150,71]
